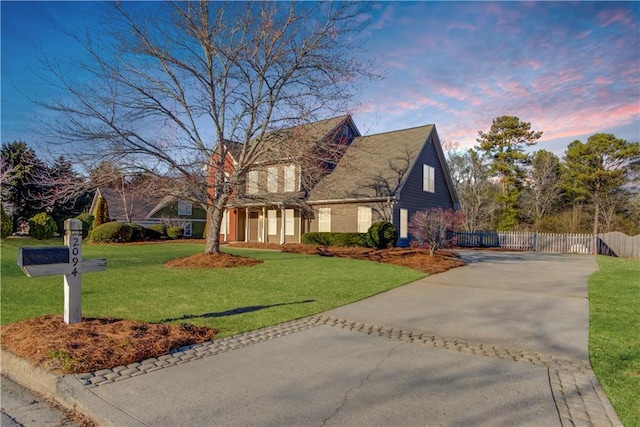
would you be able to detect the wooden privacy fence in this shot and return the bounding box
[452,231,640,259]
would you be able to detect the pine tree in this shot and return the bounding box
[93,196,111,228]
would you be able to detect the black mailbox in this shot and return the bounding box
[18,246,70,266]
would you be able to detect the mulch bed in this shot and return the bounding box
[1,243,465,375]
[1,316,216,374]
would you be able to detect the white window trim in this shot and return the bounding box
[247,170,259,194]
[318,208,331,232]
[182,220,193,237]
[285,209,295,236]
[423,164,435,193]
[177,201,193,216]
[357,206,372,233]
[267,167,278,193]
[284,164,296,192]
[267,209,277,235]
[400,208,408,239]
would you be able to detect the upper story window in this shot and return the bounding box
[247,170,259,194]
[423,164,435,193]
[284,164,296,192]
[267,167,278,193]
[178,201,193,216]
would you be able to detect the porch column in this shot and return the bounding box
[244,208,249,242]
[280,206,286,245]
[262,207,267,243]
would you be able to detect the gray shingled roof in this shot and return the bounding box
[308,124,435,202]
[94,188,163,221]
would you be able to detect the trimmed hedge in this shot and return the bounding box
[364,221,398,249]
[167,226,184,239]
[147,224,167,238]
[90,222,134,243]
[75,213,94,238]
[28,213,58,240]
[302,232,366,247]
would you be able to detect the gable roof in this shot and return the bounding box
[90,188,164,221]
[215,115,359,165]
[308,124,458,205]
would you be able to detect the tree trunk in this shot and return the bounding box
[205,204,223,254]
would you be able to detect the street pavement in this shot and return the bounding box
[1,250,623,426]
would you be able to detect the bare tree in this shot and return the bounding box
[39,1,376,254]
[447,149,499,231]
[524,150,563,229]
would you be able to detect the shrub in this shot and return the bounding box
[332,233,367,247]
[145,224,166,240]
[166,226,184,239]
[127,223,147,242]
[365,221,398,249]
[1,207,12,238]
[147,224,167,237]
[90,222,134,243]
[301,232,333,246]
[28,213,58,240]
[75,213,94,238]
[408,208,464,256]
[93,197,110,229]
[301,232,367,247]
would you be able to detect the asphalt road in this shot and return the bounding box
[1,375,79,427]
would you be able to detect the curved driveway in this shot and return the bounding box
[3,251,623,426]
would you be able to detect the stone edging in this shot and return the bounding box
[5,313,622,427]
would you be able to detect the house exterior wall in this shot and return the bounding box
[307,203,389,233]
[392,132,457,246]
[151,203,207,238]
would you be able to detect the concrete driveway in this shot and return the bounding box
[1,251,622,426]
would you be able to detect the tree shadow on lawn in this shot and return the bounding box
[161,299,316,322]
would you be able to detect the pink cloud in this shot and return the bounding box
[594,76,614,85]
[597,9,635,28]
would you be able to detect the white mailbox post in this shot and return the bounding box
[17,219,106,324]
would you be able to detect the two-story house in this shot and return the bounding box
[214,115,459,246]
[217,115,360,243]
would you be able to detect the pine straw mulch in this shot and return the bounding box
[229,242,466,275]
[1,316,216,374]
[1,243,464,378]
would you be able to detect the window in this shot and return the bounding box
[182,221,192,237]
[357,207,372,233]
[178,201,192,216]
[400,209,408,239]
[267,167,278,193]
[268,210,277,235]
[284,164,296,192]
[318,208,331,232]
[285,209,295,236]
[247,170,259,194]
[423,165,435,193]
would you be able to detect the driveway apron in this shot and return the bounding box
[12,251,622,427]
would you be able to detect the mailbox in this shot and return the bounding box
[18,246,70,266]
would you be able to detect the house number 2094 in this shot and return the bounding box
[71,236,80,276]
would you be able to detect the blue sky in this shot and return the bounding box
[1,1,639,159]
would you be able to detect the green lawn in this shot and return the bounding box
[589,255,640,427]
[0,238,424,338]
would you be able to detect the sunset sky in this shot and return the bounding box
[2,1,638,158]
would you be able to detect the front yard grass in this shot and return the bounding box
[589,255,640,427]
[1,238,425,338]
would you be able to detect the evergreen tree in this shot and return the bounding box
[476,116,542,230]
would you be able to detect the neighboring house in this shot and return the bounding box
[213,115,459,246]
[89,188,207,238]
